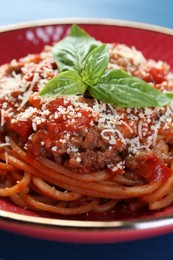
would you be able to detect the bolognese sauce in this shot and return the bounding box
[0,39,173,215]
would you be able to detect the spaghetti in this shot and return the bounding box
[1,37,173,216]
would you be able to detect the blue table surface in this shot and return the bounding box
[1,0,173,259]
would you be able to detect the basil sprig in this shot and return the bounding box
[39,24,173,108]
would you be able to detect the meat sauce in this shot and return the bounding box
[0,44,173,183]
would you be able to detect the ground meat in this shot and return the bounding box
[27,125,123,173]
[125,150,154,170]
[153,139,171,164]
[67,149,121,173]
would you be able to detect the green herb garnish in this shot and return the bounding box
[39,24,173,108]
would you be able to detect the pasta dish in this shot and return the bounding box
[0,25,173,217]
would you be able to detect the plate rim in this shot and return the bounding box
[1,208,173,231]
[0,17,173,36]
[1,17,173,241]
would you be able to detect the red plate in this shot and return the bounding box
[1,18,173,243]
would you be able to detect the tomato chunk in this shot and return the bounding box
[11,120,32,138]
[29,93,42,109]
[135,154,172,182]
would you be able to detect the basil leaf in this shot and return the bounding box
[166,92,173,99]
[81,44,109,86]
[69,24,91,38]
[89,70,173,108]
[39,70,87,96]
[53,26,99,73]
